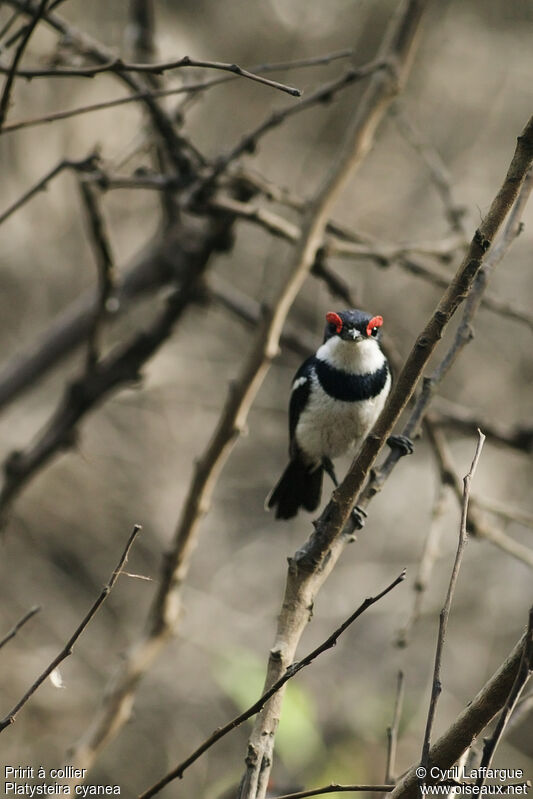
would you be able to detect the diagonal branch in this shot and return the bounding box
[138,570,405,799]
[0,525,141,733]
[390,620,530,799]
[476,607,533,788]
[0,152,99,227]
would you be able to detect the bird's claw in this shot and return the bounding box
[387,434,414,456]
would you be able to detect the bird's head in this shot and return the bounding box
[324,309,383,343]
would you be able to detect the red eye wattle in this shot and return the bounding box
[326,311,343,333]
[366,315,383,337]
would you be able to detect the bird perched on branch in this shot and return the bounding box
[266,308,412,524]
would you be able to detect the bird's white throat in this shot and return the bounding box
[315,336,385,375]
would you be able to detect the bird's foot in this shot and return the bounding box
[351,505,367,530]
[387,434,414,456]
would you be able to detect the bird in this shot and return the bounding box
[266,308,412,522]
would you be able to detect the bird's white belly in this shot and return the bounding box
[295,375,390,465]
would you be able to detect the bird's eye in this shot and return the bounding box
[366,315,383,337]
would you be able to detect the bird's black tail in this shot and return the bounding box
[266,459,323,520]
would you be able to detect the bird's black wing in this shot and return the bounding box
[288,357,314,446]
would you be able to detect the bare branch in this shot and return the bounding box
[476,607,533,787]
[78,180,116,370]
[420,432,485,779]
[0,152,99,227]
[0,525,141,733]
[0,52,301,94]
[0,0,48,132]
[0,606,40,651]
[0,78,226,134]
[138,571,406,799]
[0,47,356,79]
[390,626,530,799]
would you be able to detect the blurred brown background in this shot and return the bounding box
[0,1,532,796]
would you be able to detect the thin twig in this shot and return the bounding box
[0,47,356,79]
[420,431,485,779]
[0,78,227,134]
[78,180,116,370]
[0,152,99,226]
[0,0,48,131]
[138,571,406,799]
[390,628,528,799]
[0,53,301,94]
[0,606,40,651]
[0,525,141,732]
[475,606,533,787]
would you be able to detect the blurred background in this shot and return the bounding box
[0,1,532,796]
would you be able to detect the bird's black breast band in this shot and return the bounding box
[313,358,389,402]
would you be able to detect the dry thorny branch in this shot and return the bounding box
[0,1,532,797]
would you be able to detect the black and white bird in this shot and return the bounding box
[266,308,411,521]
